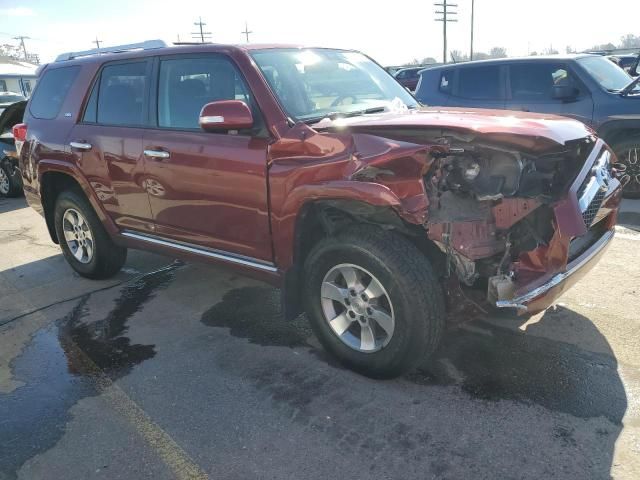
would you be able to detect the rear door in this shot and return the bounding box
[141,53,272,262]
[505,62,593,124]
[69,60,154,233]
[447,64,506,110]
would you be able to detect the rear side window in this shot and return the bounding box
[509,63,571,100]
[83,62,149,126]
[29,66,80,119]
[456,66,501,99]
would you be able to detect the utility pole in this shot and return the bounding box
[241,21,253,43]
[191,17,212,43]
[93,37,102,49]
[470,0,475,61]
[12,36,30,61]
[435,1,457,64]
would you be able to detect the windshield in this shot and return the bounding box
[250,48,418,123]
[577,56,639,93]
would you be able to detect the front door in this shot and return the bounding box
[69,59,154,233]
[142,54,272,262]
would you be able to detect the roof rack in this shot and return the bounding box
[55,40,168,62]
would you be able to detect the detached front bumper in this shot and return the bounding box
[495,228,614,313]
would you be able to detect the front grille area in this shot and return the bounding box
[582,188,606,227]
[568,219,607,261]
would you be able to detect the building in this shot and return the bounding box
[0,57,38,97]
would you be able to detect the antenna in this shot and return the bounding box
[434,1,458,64]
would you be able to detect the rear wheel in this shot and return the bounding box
[303,224,445,378]
[54,189,127,279]
[613,139,640,199]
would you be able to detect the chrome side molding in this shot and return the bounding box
[121,231,278,273]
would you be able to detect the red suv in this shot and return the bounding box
[15,41,622,378]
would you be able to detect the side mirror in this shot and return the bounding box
[199,100,253,131]
[552,85,579,101]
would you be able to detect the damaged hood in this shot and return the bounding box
[323,107,594,152]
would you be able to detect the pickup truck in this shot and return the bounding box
[15,42,622,377]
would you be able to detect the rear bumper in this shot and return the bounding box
[495,228,614,313]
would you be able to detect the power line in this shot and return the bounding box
[241,21,253,43]
[434,1,458,64]
[191,17,212,43]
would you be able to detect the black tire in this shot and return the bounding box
[54,189,127,279]
[303,224,445,378]
[613,138,640,199]
[0,159,23,198]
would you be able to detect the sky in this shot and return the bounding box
[0,0,639,65]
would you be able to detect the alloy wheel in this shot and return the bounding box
[0,167,9,195]
[142,178,166,197]
[62,208,95,264]
[320,263,395,353]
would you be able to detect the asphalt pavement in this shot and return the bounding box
[1,195,639,479]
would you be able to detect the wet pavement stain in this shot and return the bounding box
[409,306,627,424]
[0,262,180,479]
[201,286,313,348]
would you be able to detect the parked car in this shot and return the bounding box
[0,100,25,197]
[394,67,424,92]
[415,55,640,197]
[15,42,621,378]
[0,92,26,114]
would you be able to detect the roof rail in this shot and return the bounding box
[55,39,168,62]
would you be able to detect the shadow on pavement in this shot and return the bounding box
[0,196,27,214]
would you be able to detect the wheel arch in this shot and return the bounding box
[597,120,640,147]
[39,162,117,244]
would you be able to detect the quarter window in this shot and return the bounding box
[158,56,253,130]
[29,66,80,119]
[456,66,501,100]
[439,70,453,93]
[509,63,574,100]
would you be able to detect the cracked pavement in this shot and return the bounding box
[1,195,639,479]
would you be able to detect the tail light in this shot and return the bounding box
[12,123,27,142]
[12,123,27,157]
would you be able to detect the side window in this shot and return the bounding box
[396,70,406,80]
[96,62,148,126]
[439,70,453,93]
[158,56,255,130]
[29,66,80,120]
[0,80,7,92]
[456,66,501,100]
[509,63,573,100]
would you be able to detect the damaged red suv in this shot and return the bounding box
[15,42,622,378]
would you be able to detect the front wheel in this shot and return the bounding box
[613,139,640,199]
[54,189,127,279]
[303,225,445,378]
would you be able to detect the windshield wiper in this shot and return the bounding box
[620,76,640,96]
[302,106,390,125]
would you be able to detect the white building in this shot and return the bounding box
[0,58,38,97]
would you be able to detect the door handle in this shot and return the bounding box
[144,149,170,160]
[70,141,92,151]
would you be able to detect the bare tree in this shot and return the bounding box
[620,34,640,49]
[489,47,507,58]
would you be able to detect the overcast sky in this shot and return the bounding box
[0,0,638,65]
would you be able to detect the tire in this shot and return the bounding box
[53,189,127,279]
[303,224,445,378]
[612,138,640,199]
[0,159,23,198]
